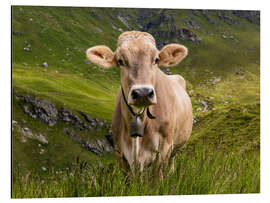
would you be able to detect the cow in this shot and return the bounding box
[86,31,193,175]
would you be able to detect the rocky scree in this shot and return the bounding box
[14,93,114,156]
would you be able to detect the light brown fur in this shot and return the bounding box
[86,31,193,173]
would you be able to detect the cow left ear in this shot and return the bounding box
[158,44,188,67]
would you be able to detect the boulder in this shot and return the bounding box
[19,95,58,126]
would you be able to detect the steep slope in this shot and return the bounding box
[12,6,260,175]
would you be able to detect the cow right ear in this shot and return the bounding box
[86,45,117,68]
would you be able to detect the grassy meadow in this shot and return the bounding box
[12,6,260,197]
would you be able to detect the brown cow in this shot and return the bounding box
[86,31,193,175]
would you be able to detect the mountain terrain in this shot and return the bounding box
[11,6,260,197]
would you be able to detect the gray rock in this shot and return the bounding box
[184,19,200,30]
[217,11,239,25]
[229,10,260,24]
[42,62,48,68]
[13,30,23,36]
[89,9,102,20]
[24,47,30,52]
[200,10,216,25]
[201,100,208,112]
[18,95,58,126]
[212,77,221,85]
[12,120,18,125]
[19,126,48,144]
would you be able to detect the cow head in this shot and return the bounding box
[86,31,188,112]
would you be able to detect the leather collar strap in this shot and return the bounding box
[121,86,156,119]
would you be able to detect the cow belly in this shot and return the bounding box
[172,87,193,146]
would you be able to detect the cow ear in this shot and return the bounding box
[159,44,188,67]
[86,45,117,68]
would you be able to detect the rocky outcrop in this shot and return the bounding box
[132,9,202,49]
[217,11,239,25]
[15,94,110,131]
[64,128,114,156]
[89,9,102,20]
[184,19,200,30]
[177,28,201,42]
[200,10,216,25]
[14,93,114,156]
[229,10,260,24]
[12,122,48,144]
[17,95,58,126]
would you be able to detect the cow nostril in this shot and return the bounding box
[148,90,154,99]
[131,90,139,100]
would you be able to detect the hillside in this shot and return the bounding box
[11,6,260,196]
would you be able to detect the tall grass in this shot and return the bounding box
[12,145,260,198]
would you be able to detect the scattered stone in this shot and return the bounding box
[217,11,239,25]
[24,47,30,52]
[42,62,48,68]
[18,125,48,144]
[192,118,198,124]
[184,19,200,30]
[177,28,201,43]
[229,10,260,24]
[40,148,45,154]
[95,27,103,33]
[12,30,23,36]
[118,28,124,32]
[236,71,244,76]
[36,133,48,144]
[212,77,221,85]
[191,10,199,16]
[84,59,92,64]
[89,10,102,20]
[117,14,131,29]
[200,10,216,25]
[201,100,208,112]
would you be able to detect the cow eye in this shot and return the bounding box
[117,59,124,66]
[154,57,160,65]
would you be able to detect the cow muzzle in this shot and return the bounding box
[128,85,157,107]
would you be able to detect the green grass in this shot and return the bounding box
[12,145,259,198]
[12,6,260,197]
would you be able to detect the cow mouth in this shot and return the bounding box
[128,85,157,107]
[121,86,156,120]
